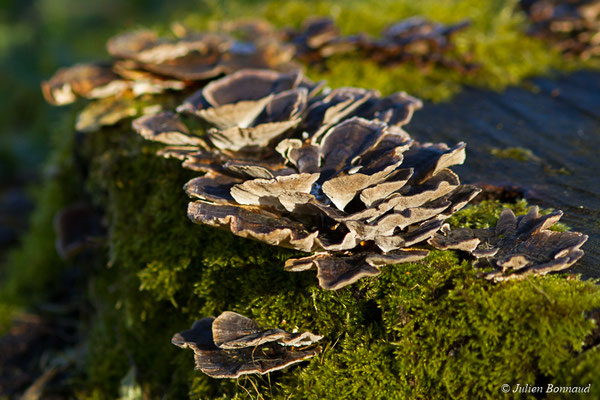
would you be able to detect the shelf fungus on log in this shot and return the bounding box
[135,68,421,166]
[171,311,322,378]
[429,206,588,282]
[133,69,481,290]
[283,16,478,73]
[521,0,600,59]
[283,17,366,64]
[368,17,478,73]
[41,16,474,132]
[41,27,296,107]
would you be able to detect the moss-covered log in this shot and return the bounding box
[2,1,600,398]
[0,99,597,398]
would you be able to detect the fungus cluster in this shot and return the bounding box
[42,15,476,111]
[41,28,295,107]
[283,16,478,73]
[430,206,588,281]
[521,0,600,59]
[171,312,322,378]
[40,17,591,381]
[133,69,481,290]
[41,16,479,133]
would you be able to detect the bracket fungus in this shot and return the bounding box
[521,0,600,59]
[133,69,481,290]
[41,27,295,107]
[429,206,588,281]
[41,15,476,133]
[284,16,477,73]
[368,17,477,73]
[171,312,322,378]
[284,17,365,64]
[41,21,589,291]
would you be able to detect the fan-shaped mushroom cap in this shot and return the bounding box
[429,206,588,281]
[133,111,207,146]
[42,63,128,106]
[285,249,429,290]
[303,88,375,137]
[212,311,322,348]
[107,30,161,60]
[230,173,319,212]
[194,69,304,109]
[187,201,320,252]
[171,312,321,378]
[177,70,314,139]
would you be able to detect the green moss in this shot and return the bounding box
[556,345,600,398]
[3,114,599,399]
[138,259,191,307]
[447,199,570,232]
[395,270,599,399]
[489,146,539,163]
[74,128,600,398]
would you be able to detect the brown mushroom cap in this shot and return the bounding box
[429,206,588,281]
[132,111,208,146]
[522,0,600,59]
[212,311,322,348]
[42,62,126,106]
[171,312,321,379]
[176,70,314,142]
[285,249,430,290]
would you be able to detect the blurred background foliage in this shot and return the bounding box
[0,0,193,183]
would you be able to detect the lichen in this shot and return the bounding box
[489,146,539,162]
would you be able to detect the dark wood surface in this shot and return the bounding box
[407,70,600,278]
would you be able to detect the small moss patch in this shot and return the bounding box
[489,146,539,163]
